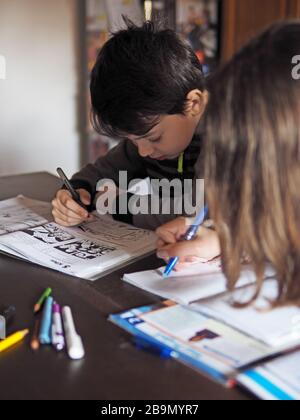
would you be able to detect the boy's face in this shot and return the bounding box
[128,113,199,161]
[127,90,208,161]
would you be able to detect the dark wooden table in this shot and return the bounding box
[0,172,251,400]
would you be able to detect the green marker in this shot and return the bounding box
[34,288,52,314]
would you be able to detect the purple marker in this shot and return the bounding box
[52,302,65,351]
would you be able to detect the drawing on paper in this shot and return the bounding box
[84,222,152,245]
[55,240,116,260]
[23,223,75,244]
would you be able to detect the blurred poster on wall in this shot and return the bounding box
[85,0,144,162]
[146,1,176,28]
[176,0,220,75]
[86,0,110,161]
[86,0,108,31]
[105,0,143,32]
[86,0,109,72]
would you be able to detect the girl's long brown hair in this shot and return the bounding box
[203,21,300,306]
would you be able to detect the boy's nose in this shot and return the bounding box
[137,141,154,158]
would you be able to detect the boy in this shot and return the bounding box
[52,19,208,230]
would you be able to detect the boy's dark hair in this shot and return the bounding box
[90,18,205,139]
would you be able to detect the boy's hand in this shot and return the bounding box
[52,189,93,227]
[156,217,221,271]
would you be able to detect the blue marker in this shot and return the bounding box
[39,296,53,345]
[133,336,177,359]
[163,205,209,278]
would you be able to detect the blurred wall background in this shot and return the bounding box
[0,0,299,178]
[0,0,80,176]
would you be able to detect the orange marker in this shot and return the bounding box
[30,319,40,351]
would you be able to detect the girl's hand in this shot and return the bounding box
[156,217,221,271]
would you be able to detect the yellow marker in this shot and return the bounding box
[0,329,29,353]
[178,152,184,174]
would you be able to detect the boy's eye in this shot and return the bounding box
[148,136,162,144]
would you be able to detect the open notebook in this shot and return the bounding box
[109,300,274,385]
[123,263,300,351]
[190,279,300,349]
[0,196,156,280]
[110,299,300,396]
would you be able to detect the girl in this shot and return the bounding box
[156,21,300,305]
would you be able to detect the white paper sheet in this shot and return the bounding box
[123,261,275,305]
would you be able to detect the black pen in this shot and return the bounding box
[56,167,89,232]
[56,168,89,211]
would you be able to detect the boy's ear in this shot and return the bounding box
[185,89,209,118]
